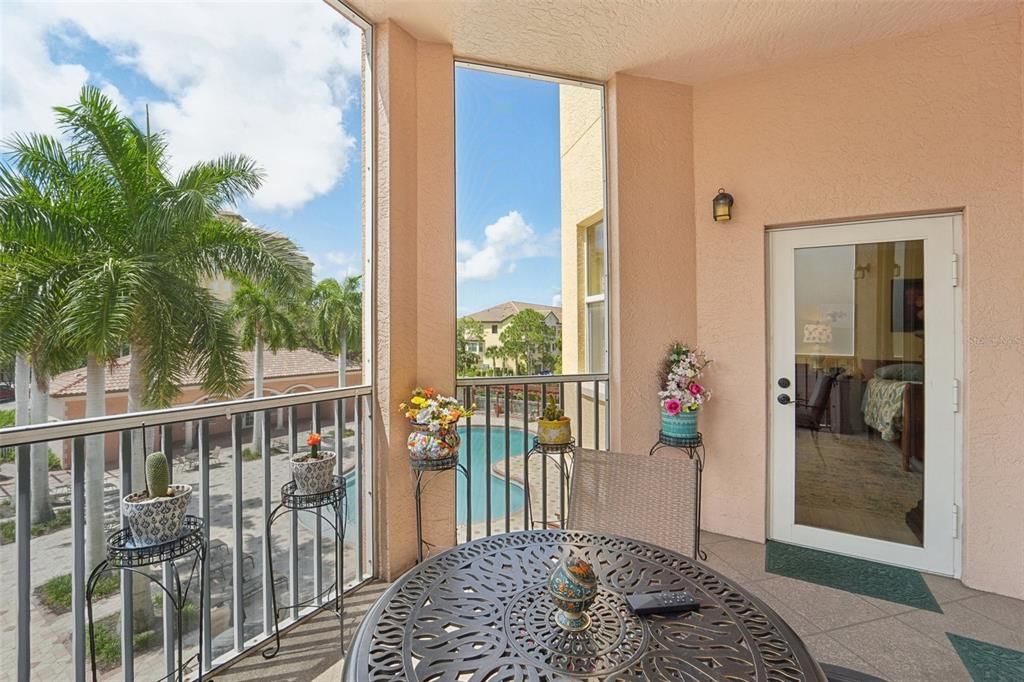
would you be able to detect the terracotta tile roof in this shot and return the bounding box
[50,349,354,398]
[465,300,562,324]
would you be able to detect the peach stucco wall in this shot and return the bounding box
[374,21,456,579]
[606,73,697,454]
[691,8,1024,598]
[368,8,1024,596]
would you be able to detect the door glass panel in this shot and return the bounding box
[793,240,925,546]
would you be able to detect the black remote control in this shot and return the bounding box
[625,591,701,616]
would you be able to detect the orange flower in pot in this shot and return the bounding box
[290,432,337,494]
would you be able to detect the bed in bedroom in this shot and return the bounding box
[860,361,924,472]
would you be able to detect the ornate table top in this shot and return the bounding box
[344,530,826,681]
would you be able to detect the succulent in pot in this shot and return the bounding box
[122,451,193,546]
[290,432,337,494]
[537,395,572,445]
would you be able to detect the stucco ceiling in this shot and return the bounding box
[347,0,1012,84]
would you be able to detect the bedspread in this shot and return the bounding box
[863,377,916,441]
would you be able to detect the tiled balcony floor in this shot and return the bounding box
[213,581,387,682]
[701,532,1024,681]
[213,533,1024,682]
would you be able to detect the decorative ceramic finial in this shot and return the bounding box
[548,553,598,631]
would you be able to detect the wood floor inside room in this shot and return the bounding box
[795,429,923,546]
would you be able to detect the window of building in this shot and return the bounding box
[491,324,499,334]
[584,219,607,373]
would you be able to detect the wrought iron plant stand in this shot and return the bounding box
[262,476,346,659]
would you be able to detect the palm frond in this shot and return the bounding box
[187,216,311,292]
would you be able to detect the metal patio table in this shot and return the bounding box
[343,529,827,681]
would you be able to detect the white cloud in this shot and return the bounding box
[551,292,562,307]
[310,249,360,281]
[1,1,362,212]
[0,6,91,138]
[457,210,549,282]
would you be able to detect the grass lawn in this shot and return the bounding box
[37,572,121,614]
[0,507,72,545]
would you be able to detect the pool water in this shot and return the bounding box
[324,427,527,531]
[457,426,526,524]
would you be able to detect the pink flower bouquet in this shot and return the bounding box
[659,343,712,413]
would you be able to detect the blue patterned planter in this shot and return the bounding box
[548,555,598,631]
[661,410,699,439]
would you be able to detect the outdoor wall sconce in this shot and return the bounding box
[713,188,734,222]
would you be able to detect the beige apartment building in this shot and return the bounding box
[464,300,561,372]
[558,84,608,447]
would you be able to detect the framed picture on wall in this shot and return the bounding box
[891,278,924,333]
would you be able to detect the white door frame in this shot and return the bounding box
[767,213,963,577]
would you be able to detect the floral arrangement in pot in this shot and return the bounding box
[290,433,337,495]
[122,451,192,546]
[538,395,572,446]
[400,387,475,471]
[659,342,712,442]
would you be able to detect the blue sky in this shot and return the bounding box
[2,1,365,281]
[2,3,563,316]
[455,67,562,316]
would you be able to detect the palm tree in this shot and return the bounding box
[484,346,502,375]
[1,85,308,612]
[229,277,303,452]
[40,87,306,499]
[309,276,362,387]
[0,128,106,524]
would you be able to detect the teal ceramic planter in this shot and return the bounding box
[661,410,699,439]
[548,555,598,631]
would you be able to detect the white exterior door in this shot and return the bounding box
[768,214,960,575]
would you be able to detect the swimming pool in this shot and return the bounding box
[312,427,526,531]
[457,426,526,524]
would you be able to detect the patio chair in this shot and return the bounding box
[795,367,843,437]
[566,449,699,559]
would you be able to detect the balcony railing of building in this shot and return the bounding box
[455,373,610,543]
[0,385,374,682]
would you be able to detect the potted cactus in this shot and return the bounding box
[121,452,193,546]
[290,432,337,494]
[537,395,572,445]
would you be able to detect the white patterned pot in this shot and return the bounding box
[290,451,337,495]
[122,484,193,546]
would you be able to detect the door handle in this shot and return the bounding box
[777,394,793,405]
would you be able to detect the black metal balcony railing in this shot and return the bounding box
[0,385,374,682]
[455,373,610,543]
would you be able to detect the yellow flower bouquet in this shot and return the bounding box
[399,388,475,470]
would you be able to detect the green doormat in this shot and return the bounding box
[948,633,1024,681]
[765,541,941,612]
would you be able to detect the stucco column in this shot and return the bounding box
[374,21,457,580]
[605,74,697,454]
